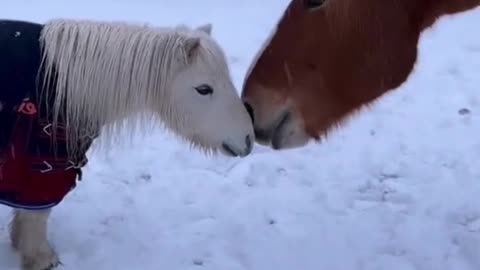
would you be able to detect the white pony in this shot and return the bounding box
[4,18,254,270]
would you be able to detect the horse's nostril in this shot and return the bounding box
[245,134,253,152]
[243,101,255,123]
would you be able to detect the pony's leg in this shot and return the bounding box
[9,208,61,270]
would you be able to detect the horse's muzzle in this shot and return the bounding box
[243,101,255,124]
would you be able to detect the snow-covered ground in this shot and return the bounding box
[2,1,480,269]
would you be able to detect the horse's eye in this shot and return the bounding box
[304,0,326,9]
[195,84,213,95]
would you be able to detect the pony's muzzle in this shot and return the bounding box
[222,134,253,157]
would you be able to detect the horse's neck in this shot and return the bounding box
[418,0,479,29]
[342,0,479,115]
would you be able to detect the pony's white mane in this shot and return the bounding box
[38,19,205,158]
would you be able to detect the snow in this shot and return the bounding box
[1,1,480,269]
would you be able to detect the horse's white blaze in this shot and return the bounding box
[38,19,254,157]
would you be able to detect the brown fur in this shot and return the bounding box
[242,0,480,149]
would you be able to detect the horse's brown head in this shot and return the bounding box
[242,0,479,150]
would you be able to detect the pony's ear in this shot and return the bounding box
[196,23,212,35]
[183,36,201,62]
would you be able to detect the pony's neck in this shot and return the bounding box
[418,0,479,29]
[40,21,185,157]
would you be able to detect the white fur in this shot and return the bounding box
[9,209,59,270]
[6,18,254,270]
[38,18,254,157]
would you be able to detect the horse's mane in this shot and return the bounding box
[38,19,195,157]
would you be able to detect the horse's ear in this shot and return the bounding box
[183,37,201,62]
[196,23,212,35]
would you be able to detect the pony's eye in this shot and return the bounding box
[195,84,214,95]
[304,0,326,9]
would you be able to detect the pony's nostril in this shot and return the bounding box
[243,101,255,123]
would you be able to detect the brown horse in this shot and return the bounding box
[241,0,480,150]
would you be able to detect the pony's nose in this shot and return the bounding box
[243,101,255,123]
[221,134,253,157]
